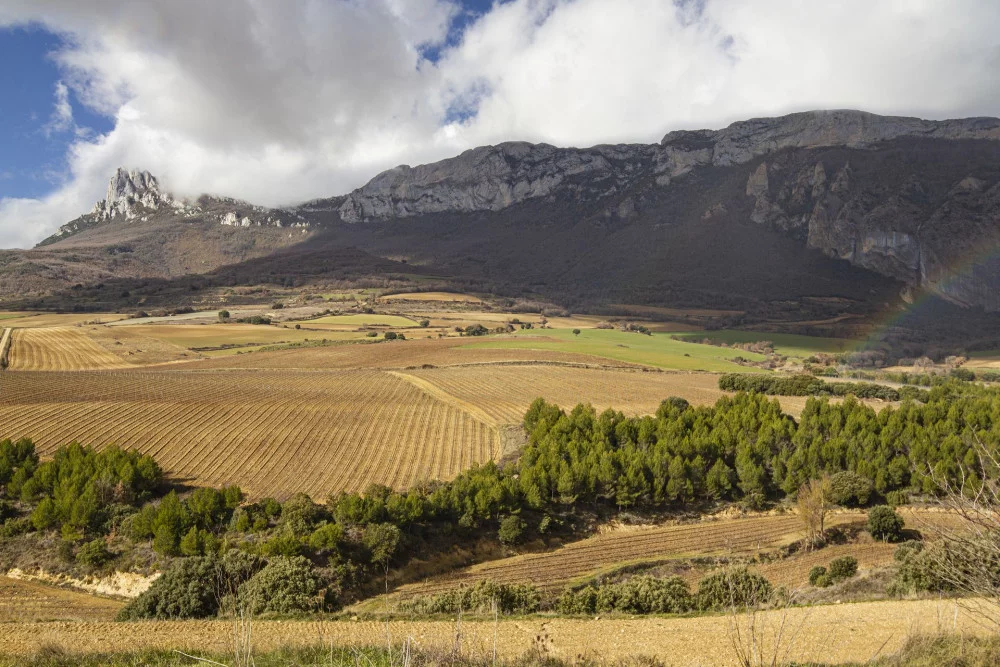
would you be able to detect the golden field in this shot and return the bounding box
[0,599,988,665]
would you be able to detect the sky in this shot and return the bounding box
[1,0,999,249]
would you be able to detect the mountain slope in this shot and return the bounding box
[3,110,1000,328]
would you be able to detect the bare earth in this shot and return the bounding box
[0,599,987,665]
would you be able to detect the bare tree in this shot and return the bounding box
[797,475,832,546]
[923,435,1000,630]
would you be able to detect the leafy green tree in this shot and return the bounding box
[868,506,905,542]
[237,556,325,615]
[180,526,204,556]
[498,514,526,546]
[363,522,401,568]
[76,539,113,567]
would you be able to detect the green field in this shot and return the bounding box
[298,314,416,327]
[465,328,769,372]
[670,330,859,358]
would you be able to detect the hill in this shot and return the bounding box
[4,110,1000,352]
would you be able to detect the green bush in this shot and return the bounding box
[695,567,773,610]
[236,556,326,615]
[868,506,905,542]
[556,576,693,615]
[498,514,526,546]
[808,566,827,586]
[828,471,872,507]
[118,552,265,620]
[76,538,113,567]
[828,556,858,582]
[889,543,951,595]
[894,540,924,562]
[384,331,398,340]
[886,490,910,508]
[419,319,430,328]
[814,573,832,587]
[401,580,540,615]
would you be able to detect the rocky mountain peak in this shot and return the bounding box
[93,167,172,221]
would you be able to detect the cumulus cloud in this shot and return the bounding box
[1,0,999,248]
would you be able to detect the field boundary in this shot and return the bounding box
[388,370,500,428]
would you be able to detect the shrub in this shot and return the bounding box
[272,302,284,310]
[889,543,951,595]
[498,514,526,546]
[237,556,325,615]
[118,552,265,620]
[828,556,858,581]
[76,538,113,567]
[384,332,397,340]
[894,540,924,562]
[218,310,230,322]
[868,505,905,542]
[366,331,378,337]
[401,580,540,615]
[695,567,773,610]
[808,566,827,586]
[464,324,489,336]
[886,490,910,508]
[814,573,832,587]
[557,576,693,615]
[828,471,872,507]
[419,319,430,328]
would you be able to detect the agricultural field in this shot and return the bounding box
[6,327,130,371]
[0,311,127,328]
[383,513,862,600]
[0,577,122,622]
[0,368,497,498]
[469,328,770,372]
[377,509,955,603]
[0,597,984,665]
[122,323,336,351]
[669,330,861,358]
[381,291,483,302]
[295,313,418,328]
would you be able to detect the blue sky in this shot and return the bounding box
[0,26,112,200]
[0,1,495,203]
[0,0,998,249]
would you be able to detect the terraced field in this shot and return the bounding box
[389,513,865,599]
[6,327,129,371]
[0,369,497,498]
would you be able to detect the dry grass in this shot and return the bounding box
[0,599,987,664]
[0,577,122,622]
[0,368,497,498]
[6,328,129,371]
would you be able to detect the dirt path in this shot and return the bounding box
[0,328,10,369]
[0,598,988,665]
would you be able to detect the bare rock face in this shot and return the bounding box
[338,142,657,223]
[93,168,172,221]
[661,109,1000,166]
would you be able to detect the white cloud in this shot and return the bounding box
[1,0,999,248]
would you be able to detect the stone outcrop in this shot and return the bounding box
[92,168,172,221]
[337,142,657,223]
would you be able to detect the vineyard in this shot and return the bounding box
[0,368,498,498]
[0,578,122,623]
[180,336,638,371]
[0,327,10,368]
[6,327,129,371]
[388,513,864,599]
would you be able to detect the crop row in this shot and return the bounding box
[6,327,127,372]
[0,368,498,498]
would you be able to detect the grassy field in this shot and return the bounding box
[468,328,768,372]
[670,330,860,358]
[0,577,122,622]
[0,368,497,498]
[0,599,988,664]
